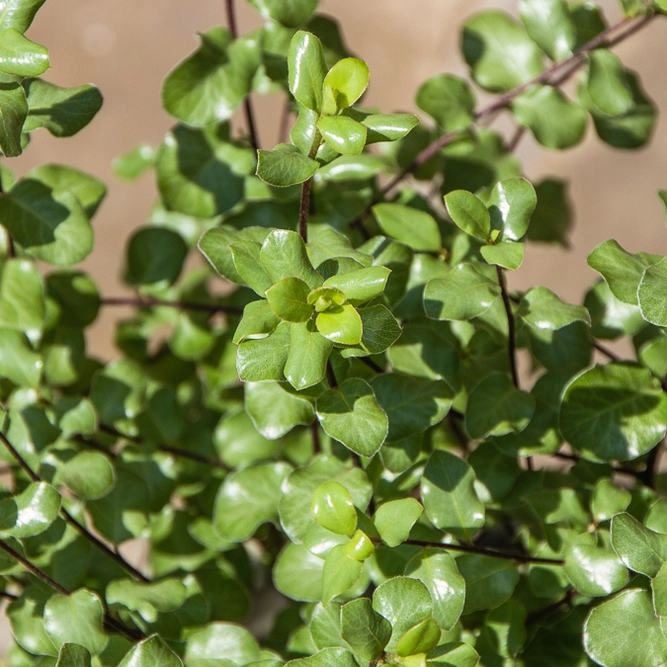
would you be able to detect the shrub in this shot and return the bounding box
[0,0,667,665]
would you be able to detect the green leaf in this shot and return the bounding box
[462,10,544,92]
[338,304,401,358]
[266,277,313,322]
[480,242,525,270]
[519,286,591,330]
[0,258,44,335]
[229,241,274,295]
[0,328,41,387]
[405,549,465,631]
[185,623,260,666]
[370,374,453,442]
[112,143,154,181]
[465,373,535,438]
[285,648,359,667]
[236,321,291,382]
[0,28,48,77]
[486,600,527,659]
[564,545,627,597]
[0,76,27,156]
[257,143,319,187]
[7,586,57,656]
[322,544,363,605]
[513,85,588,149]
[374,499,422,548]
[316,303,363,345]
[317,115,367,156]
[312,480,357,537]
[285,320,333,390]
[55,451,113,500]
[457,555,519,614]
[0,178,92,265]
[119,635,183,667]
[586,50,633,116]
[249,0,317,27]
[518,0,575,60]
[233,300,280,344]
[488,177,537,241]
[322,57,369,114]
[323,266,390,305]
[55,644,91,667]
[361,113,419,144]
[274,542,324,602]
[527,178,572,246]
[426,643,480,666]
[0,482,60,537]
[372,577,432,652]
[28,164,106,219]
[156,124,250,217]
[0,0,46,32]
[260,229,322,290]
[421,449,485,541]
[23,78,103,138]
[245,380,315,439]
[424,264,501,321]
[372,203,441,252]
[591,479,631,522]
[588,238,660,305]
[637,257,667,326]
[559,363,667,462]
[44,590,107,656]
[395,618,439,658]
[584,589,667,667]
[652,561,667,616]
[610,512,667,577]
[340,597,391,661]
[288,31,326,112]
[214,461,292,542]
[416,74,476,133]
[162,27,260,126]
[316,378,388,456]
[444,190,490,241]
[106,578,186,623]
[126,227,187,286]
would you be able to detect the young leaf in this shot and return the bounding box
[266,277,313,322]
[372,203,441,252]
[316,378,388,456]
[559,363,667,462]
[361,113,419,143]
[480,242,525,270]
[374,498,422,548]
[421,449,485,541]
[322,544,363,605]
[316,303,363,345]
[444,190,490,241]
[249,0,318,28]
[311,480,357,537]
[323,266,390,305]
[288,31,327,112]
[339,304,401,357]
[396,617,440,657]
[462,10,544,92]
[317,115,367,156]
[0,28,48,77]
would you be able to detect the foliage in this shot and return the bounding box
[0,0,666,665]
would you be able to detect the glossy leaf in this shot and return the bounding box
[322,57,369,114]
[0,28,48,77]
[285,648,359,667]
[236,321,290,382]
[288,31,326,112]
[185,623,260,666]
[518,0,575,61]
[426,643,480,666]
[444,190,490,241]
[285,320,333,389]
[248,0,318,28]
[322,544,363,605]
[119,635,183,667]
[610,512,667,578]
[488,177,537,241]
[316,303,363,345]
[0,482,60,538]
[374,499,422,548]
[519,286,590,330]
[316,378,388,456]
[421,450,485,541]
[0,76,27,156]
[0,328,41,387]
[591,479,631,523]
[458,555,519,614]
[266,277,313,322]
[23,78,103,138]
[480,242,525,270]
[214,461,292,541]
[462,10,544,92]
[424,264,501,321]
[44,590,107,655]
[372,203,441,252]
[0,258,44,336]
[257,143,320,187]
[274,542,325,602]
[312,481,357,537]
[340,597,391,661]
[361,112,419,143]
[559,363,667,462]
[0,0,46,32]
[584,589,667,667]
[229,240,274,295]
[323,266,390,305]
[318,115,367,156]
[564,545,628,596]
[260,229,322,290]
[396,617,440,657]
[55,451,113,500]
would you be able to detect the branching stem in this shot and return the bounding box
[496,265,519,388]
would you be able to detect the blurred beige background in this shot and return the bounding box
[1,0,667,659]
[7,0,667,360]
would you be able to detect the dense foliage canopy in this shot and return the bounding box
[0,0,667,665]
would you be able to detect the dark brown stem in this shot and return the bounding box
[359,356,384,374]
[225,0,260,150]
[552,450,644,478]
[496,265,518,388]
[310,422,321,454]
[100,297,241,315]
[326,361,338,389]
[507,126,526,153]
[299,178,313,242]
[397,539,564,565]
[0,539,70,595]
[0,430,150,582]
[592,339,620,362]
[382,13,655,196]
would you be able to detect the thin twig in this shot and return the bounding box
[299,178,313,242]
[0,539,70,595]
[224,0,260,150]
[381,13,655,196]
[310,422,321,455]
[359,356,384,374]
[100,297,241,315]
[506,126,526,153]
[0,430,150,582]
[496,266,518,388]
[397,539,564,565]
[592,339,620,362]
